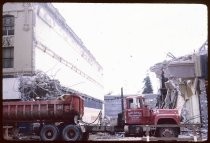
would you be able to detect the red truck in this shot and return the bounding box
[121,95,180,137]
[3,94,181,141]
[3,94,87,141]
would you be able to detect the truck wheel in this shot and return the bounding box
[40,125,59,141]
[158,127,179,137]
[62,125,81,141]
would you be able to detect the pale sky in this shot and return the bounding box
[53,3,207,94]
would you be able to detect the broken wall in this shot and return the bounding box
[150,41,208,125]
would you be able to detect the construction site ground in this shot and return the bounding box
[4,132,207,141]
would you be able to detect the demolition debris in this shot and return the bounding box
[18,71,78,101]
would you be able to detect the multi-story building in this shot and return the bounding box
[2,3,104,122]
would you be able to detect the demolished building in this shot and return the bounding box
[150,41,208,138]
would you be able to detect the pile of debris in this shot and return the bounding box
[18,71,77,101]
[150,41,208,139]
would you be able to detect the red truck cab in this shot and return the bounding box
[123,95,180,137]
[124,96,153,125]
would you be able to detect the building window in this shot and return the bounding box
[3,47,14,68]
[3,15,14,68]
[3,15,14,36]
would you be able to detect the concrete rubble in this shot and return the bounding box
[18,71,78,101]
[150,41,208,140]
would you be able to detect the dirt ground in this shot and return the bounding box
[4,132,207,141]
[89,132,143,141]
[4,133,142,141]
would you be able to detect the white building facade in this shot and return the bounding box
[3,3,104,122]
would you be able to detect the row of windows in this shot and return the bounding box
[3,15,14,68]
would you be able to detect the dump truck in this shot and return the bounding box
[3,94,87,141]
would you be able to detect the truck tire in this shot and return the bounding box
[62,125,81,141]
[158,127,179,137]
[40,125,59,141]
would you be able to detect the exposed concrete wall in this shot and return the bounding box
[150,44,208,124]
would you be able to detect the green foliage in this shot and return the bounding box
[142,75,153,94]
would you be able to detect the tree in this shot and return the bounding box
[142,75,153,94]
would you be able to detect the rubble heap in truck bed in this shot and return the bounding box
[18,71,78,101]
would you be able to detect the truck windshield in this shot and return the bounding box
[136,98,144,108]
[144,98,156,109]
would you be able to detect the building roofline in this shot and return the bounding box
[38,3,103,70]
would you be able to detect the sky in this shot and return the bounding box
[53,3,207,94]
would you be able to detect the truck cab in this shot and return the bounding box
[123,95,180,137]
[124,96,153,125]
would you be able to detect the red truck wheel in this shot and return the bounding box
[40,125,59,141]
[62,125,81,141]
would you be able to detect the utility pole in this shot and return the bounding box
[121,87,124,121]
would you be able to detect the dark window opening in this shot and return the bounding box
[3,15,15,36]
[3,47,14,68]
[128,98,133,109]
[3,15,14,68]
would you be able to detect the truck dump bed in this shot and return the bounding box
[3,94,84,123]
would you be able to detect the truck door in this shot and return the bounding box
[125,97,151,125]
[125,97,143,124]
[141,98,152,124]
